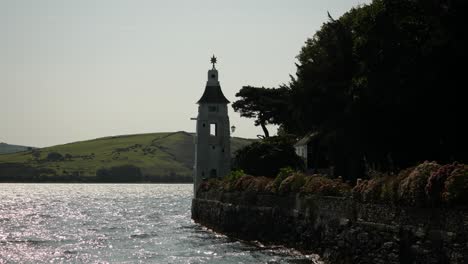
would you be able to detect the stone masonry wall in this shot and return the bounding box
[192,190,468,264]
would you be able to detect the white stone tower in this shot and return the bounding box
[193,55,231,196]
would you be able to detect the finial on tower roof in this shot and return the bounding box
[210,55,217,69]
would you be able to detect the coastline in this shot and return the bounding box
[192,190,468,264]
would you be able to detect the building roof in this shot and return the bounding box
[197,85,230,104]
[294,132,319,147]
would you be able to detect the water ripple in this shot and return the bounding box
[0,184,320,263]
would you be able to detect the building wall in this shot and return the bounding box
[295,145,307,160]
[295,145,310,172]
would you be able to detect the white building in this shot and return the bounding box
[193,56,231,196]
[294,132,324,172]
[294,133,317,160]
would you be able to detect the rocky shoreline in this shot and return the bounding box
[192,190,468,264]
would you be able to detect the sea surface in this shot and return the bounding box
[0,184,321,263]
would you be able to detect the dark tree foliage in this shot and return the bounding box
[234,0,468,182]
[31,150,41,159]
[46,152,64,162]
[96,165,143,182]
[232,86,290,138]
[285,0,468,180]
[233,137,304,177]
[0,163,57,182]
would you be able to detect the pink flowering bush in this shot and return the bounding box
[265,167,296,193]
[352,177,383,202]
[197,162,467,207]
[278,173,306,193]
[353,167,412,204]
[442,164,468,205]
[397,161,441,206]
[302,175,351,197]
[233,175,271,192]
[425,163,460,205]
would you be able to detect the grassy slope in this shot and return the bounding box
[0,143,34,154]
[0,131,253,180]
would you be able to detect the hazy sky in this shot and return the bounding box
[1,0,370,147]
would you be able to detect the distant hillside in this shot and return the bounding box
[0,143,35,154]
[0,131,254,183]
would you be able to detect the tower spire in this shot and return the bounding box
[210,55,217,70]
[196,55,229,104]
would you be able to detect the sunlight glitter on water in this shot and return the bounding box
[0,184,321,263]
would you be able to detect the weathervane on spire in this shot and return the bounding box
[210,55,217,69]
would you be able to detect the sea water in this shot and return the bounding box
[0,184,320,263]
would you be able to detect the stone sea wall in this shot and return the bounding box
[192,190,468,264]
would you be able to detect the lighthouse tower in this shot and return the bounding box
[193,56,231,196]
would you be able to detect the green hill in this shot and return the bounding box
[0,143,35,154]
[0,131,254,183]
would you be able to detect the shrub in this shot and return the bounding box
[231,175,253,191]
[233,175,271,192]
[353,168,409,204]
[225,169,244,182]
[380,173,405,204]
[221,169,246,191]
[425,163,460,205]
[442,164,468,205]
[31,150,41,159]
[46,152,64,161]
[397,161,441,206]
[233,137,304,177]
[196,162,468,205]
[353,163,468,206]
[248,176,272,192]
[352,178,367,201]
[96,164,143,182]
[198,178,221,192]
[356,177,386,203]
[266,167,295,193]
[278,172,306,193]
[302,175,352,197]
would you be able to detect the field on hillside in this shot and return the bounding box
[0,131,254,182]
[0,143,34,154]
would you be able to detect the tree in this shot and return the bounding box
[286,10,354,136]
[287,0,468,175]
[31,150,41,160]
[46,152,64,162]
[232,86,290,138]
[232,0,468,182]
[96,165,142,182]
[233,136,304,177]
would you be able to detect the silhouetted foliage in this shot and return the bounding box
[0,163,57,182]
[46,152,64,161]
[31,150,41,159]
[234,0,468,181]
[198,170,352,197]
[232,86,290,138]
[233,137,304,177]
[144,173,193,183]
[353,161,468,207]
[96,165,143,182]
